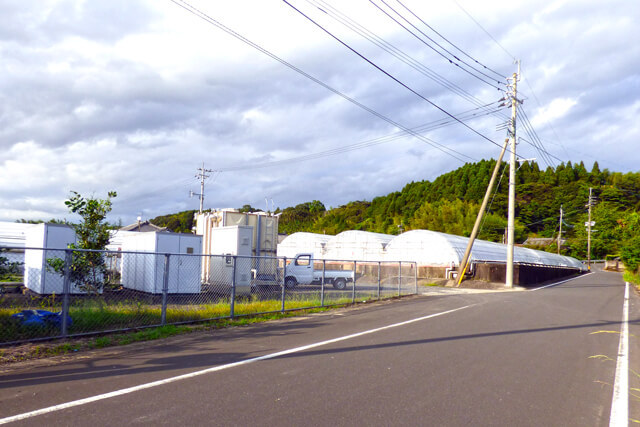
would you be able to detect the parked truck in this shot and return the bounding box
[284,253,355,290]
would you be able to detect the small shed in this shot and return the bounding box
[23,223,78,294]
[203,225,253,295]
[120,232,202,294]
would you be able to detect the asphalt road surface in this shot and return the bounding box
[1,268,637,426]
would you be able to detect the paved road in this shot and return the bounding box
[0,269,637,426]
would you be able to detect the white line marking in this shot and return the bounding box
[530,272,593,291]
[609,281,629,426]
[0,305,472,424]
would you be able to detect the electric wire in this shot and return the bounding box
[370,0,506,89]
[170,0,474,164]
[517,104,562,166]
[218,104,505,172]
[517,104,554,166]
[452,0,516,61]
[307,0,509,122]
[282,0,508,152]
[394,0,507,80]
[520,66,571,159]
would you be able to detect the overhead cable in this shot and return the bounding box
[395,0,507,80]
[370,0,506,89]
[282,0,507,152]
[219,104,505,172]
[308,0,509,122]
[452,0,516,61]
[170,0,473,163]
[517,104,561,166]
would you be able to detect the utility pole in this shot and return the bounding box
[505,61,520,288]
[456,138,509,285]
[557,204,563,255]
[586,187,595,270]
[194,163,214,214]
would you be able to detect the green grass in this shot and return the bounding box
[0,295,359,344]
[0,308,345,364]
[624,270,640,286]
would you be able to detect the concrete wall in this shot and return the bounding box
[473,262,581,286]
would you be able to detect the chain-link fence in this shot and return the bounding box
[0,247,417,345]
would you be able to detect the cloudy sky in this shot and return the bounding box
[1,0,638,225]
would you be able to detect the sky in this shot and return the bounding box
[1,0,638,225]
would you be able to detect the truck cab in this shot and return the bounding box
[284,253,354,290]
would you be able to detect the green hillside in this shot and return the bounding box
[150,160,640,270]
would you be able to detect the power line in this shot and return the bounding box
[370,0,506,89]
[519,68,572,159]
[170,0,474,164]
[517,104,561,166]
[282,0,507,152]
[219,104,505,172]
[307,0,509,121]
[452,0,516,61]
[394,0,507,80]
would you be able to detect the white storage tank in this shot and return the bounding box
[120,232,202,294]
[23,223,78,294]
[204,226,253,295]
[195,210,278,258]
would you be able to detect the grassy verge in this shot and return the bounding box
[624,270,640,286]
[1,292,382,364]
[0,296,359,341]
[0,305,348,364]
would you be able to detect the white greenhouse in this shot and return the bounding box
[277,228,585,273]
[384,229,585,270]
[324,230,393,261]
[277,232,332,259]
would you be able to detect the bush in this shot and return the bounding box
[620,235,640,272]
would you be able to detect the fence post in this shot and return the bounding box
[281,257,287,313]
[414,262,418,295]
[161,253,170,326]
[230,256,237,319]
[352,261,357,303]
[377,262,381,300]
[60,249,72,337]
[398,261,402,297]
[321,259,326,307]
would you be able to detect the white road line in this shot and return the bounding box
[609,281,629,426]
[0,304,473,424]
[530,272,593,291]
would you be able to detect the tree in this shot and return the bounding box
[0,249,22,282]
[48,191,117,293]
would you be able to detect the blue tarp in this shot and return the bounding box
[11,310,72,328]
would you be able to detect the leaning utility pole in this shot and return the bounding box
[195,163,214,214]
[557,204,563,255]
[505,61,520,288]
[456,138,509,285]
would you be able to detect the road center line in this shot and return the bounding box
[0,304,472,424]
[609,281,629,426]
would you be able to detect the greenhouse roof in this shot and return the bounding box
[386,230,585,269]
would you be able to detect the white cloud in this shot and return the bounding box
[531,97,578,127]
[0,0,639,224]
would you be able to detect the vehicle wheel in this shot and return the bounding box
[333,278,347,290]
[284,277,297,289]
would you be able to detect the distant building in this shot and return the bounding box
[523,237,565,247]
[119,220,166,233]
